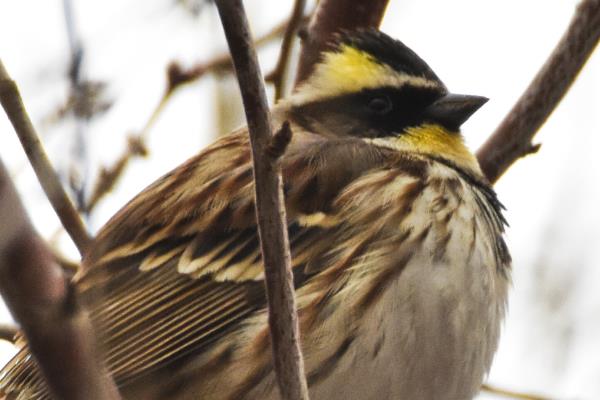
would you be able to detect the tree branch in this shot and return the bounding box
[294,0,389,85]
[63,0,112,214]
[214,1,309,399]
[166,15,298,95]
[266,0,307,101]
[0,159,120,400]
[81,17,298,214]
[476,0,600,183]
[84,135,148,213]
[0,60,91,255]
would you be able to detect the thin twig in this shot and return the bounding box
[0,323,18,344]
[214,1,309,399]
[0,60,91,255]
[476,0,600,183]
[265,0,307,101]
[294,0,389,86]
[0,159,120,400]
[84,135,148,213]
[80,18,296,214]
[482,383,552,400]
[63,0,91,213]
[166,16,296,96]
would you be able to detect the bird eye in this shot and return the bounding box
[367,96,393,115]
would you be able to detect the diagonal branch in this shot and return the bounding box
[81,17,299,214]
[214,1,309,399]
[0,61,91,255]
[84,135,147,213]
[476,0,600,183]
[266,0,307,101]
[166,15,300,96]
[0,159,120,400]
[294,0,389,85]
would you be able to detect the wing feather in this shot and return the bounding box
[0,127,411,397]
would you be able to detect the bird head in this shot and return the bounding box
[280,29,486,175]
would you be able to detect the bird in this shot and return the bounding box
[0,29,510,400]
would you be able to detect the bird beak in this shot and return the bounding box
[423,94,488,131]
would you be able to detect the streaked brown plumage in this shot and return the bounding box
[0,30,510,400]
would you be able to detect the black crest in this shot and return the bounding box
[334,29,444,86]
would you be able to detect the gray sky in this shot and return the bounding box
[1,1,599,398]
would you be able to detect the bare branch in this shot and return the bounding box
[294,0,389,85]
[78,17,298,214]
[84,135,148,213]
[0,159,120,400]
[166,16,296,95]
[476,0,600,183]
[214,1,309,399]
[266,0,308,101]
[0,61,91,255]
[482,383,552,400]
[63,0,107,214]
[0,323,18,344]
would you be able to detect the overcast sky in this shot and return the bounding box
[1,1,599,398]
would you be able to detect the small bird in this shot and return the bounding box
[0,29,510,400]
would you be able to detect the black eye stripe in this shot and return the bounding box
[288,85,446,139]
[359,85,443,109]
[356,86,445,134]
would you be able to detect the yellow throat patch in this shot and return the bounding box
[368,124,482,174]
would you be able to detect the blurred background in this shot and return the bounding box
[0,0,599,398]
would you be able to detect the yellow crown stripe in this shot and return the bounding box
[290,45,439,104]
